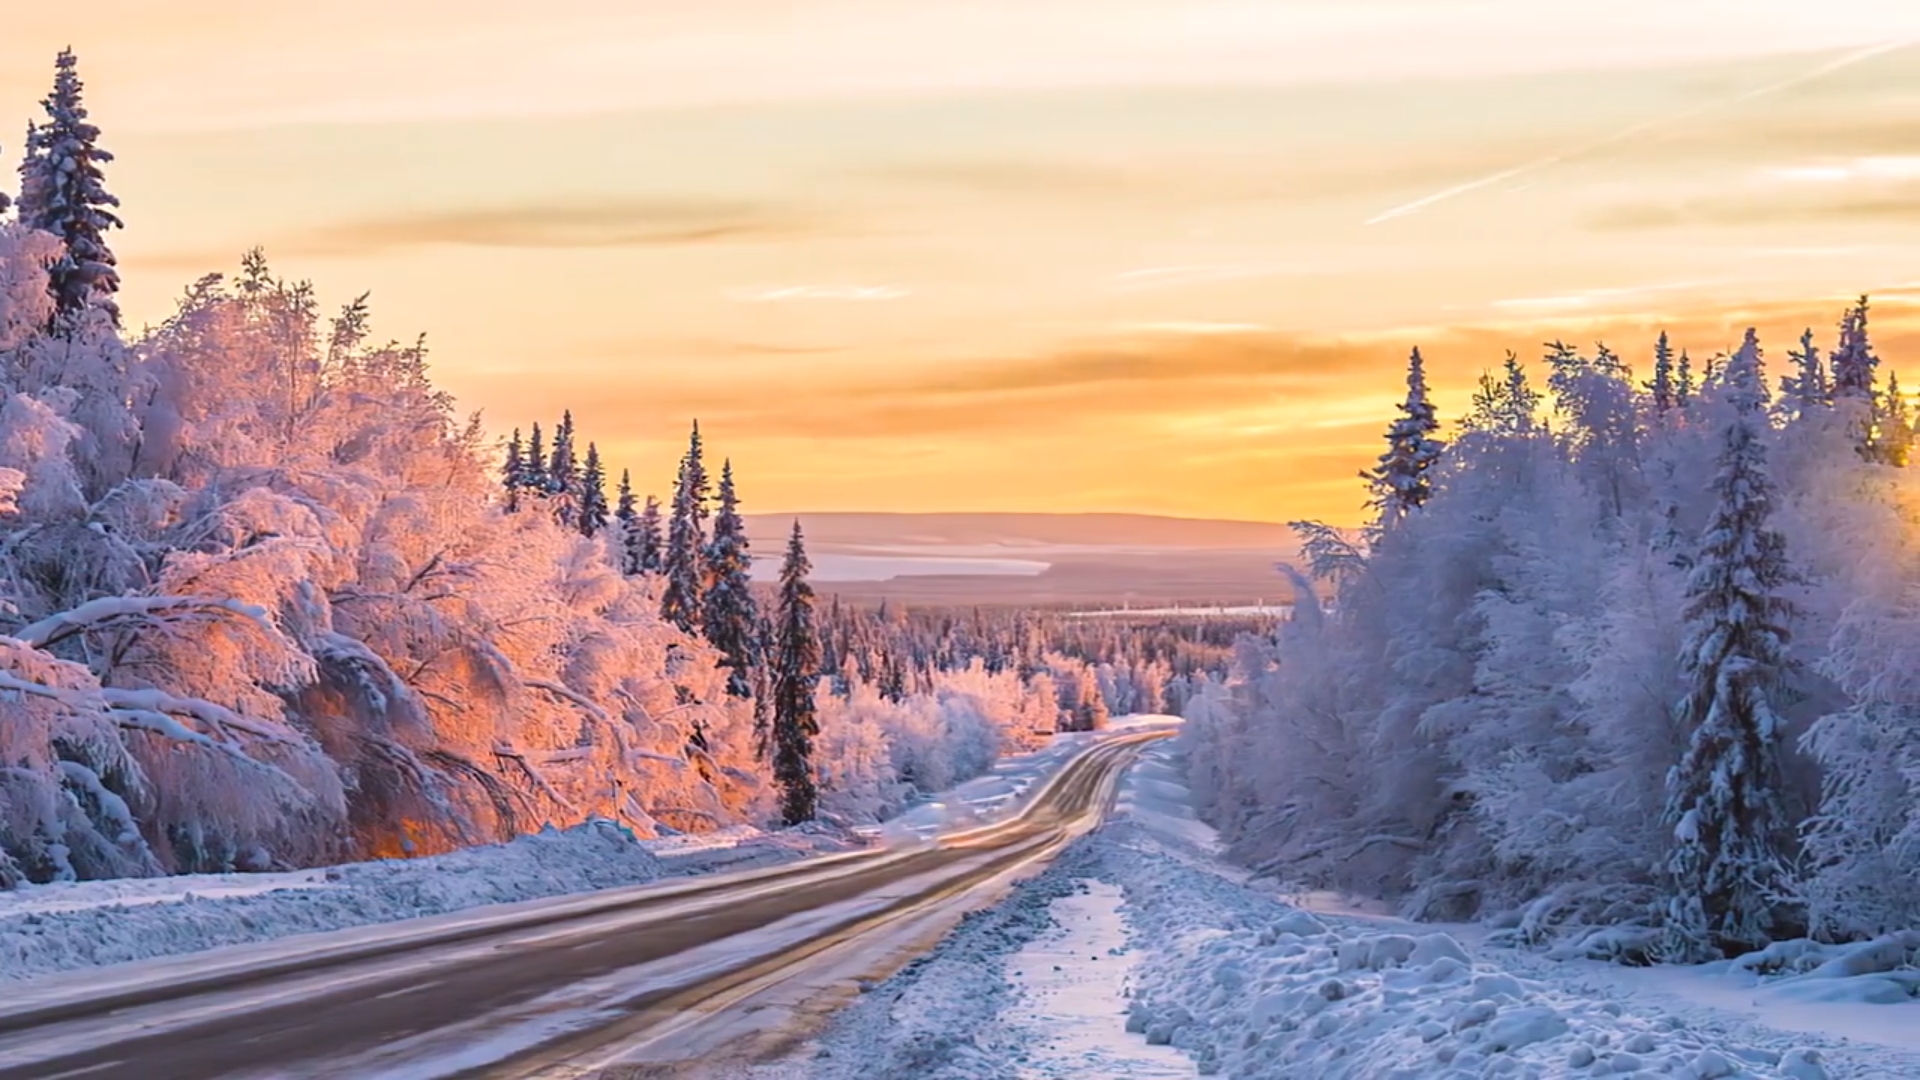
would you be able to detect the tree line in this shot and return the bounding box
[1188,301,1920,960]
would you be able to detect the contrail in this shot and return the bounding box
[1364,38,1915,227]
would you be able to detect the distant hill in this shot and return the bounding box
[740,512,1301,551]
[738,512,1312,608]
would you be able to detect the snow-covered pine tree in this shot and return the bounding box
[1882,372,1912,468]
[502,428,525,512]
[15,49,123,329]
[577,442,609,536]
[614,469,642,574]
[1831,297,1880,461]
[1780,328,1828,420]
[1648,332,1677,412]
[547,410,579,526]
[701,460,759,698]
[1677,350,1695,409]
[1364,346,1445,531]
[638,495,665,573]
[1661,328,1800,961]
[772,520,821,824]
[524,423,549,497]
[752,610,777,755]
[660,422,711,632]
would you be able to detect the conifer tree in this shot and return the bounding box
[1882,372,1912,468]
[525,423,549,497]
[771,521,821,825]
[1364,346,1445,531]
[1647,332,1677,412]
[547,411,579,526]
[577,442,609,537]
[1781,328,1828,419]
[1677,350,1695,409]
[660,421,711,632]
[1832,298,1881,460]
[502,428,525,512]
[16,49,122,329]
[1661,328,1799,961]
[638,495,665,573]
[701,460,759,698]
[614,469,642,574]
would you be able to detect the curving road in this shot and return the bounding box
[0,730,1167,1080]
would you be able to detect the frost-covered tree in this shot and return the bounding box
[1882,373,1912,468]
[637,494,665,574]
[502,429,525,512]
[546,411,579,527]
[524,423,549,496]
[1831,298,1880,461]
[701,460,759,699]
[1648,332,1677,413]
[1780,328,1828,421]
[1364,346,1444,530]
[1661,329,1800,960]
[771,521,820,825]
[1677,349,1695,409]
[15,50,122,329]
[660,421,709,632]
[614,469,642,574]
[577,442,609,537]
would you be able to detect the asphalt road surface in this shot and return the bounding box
[0,731,1166,1080]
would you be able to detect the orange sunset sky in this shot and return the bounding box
[5,1,1920,525]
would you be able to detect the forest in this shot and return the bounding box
[1186,316,1920,959]
[0,51,1228,888]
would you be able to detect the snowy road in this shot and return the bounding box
[0,732,1169,1080]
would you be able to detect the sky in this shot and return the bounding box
[5,1,1920,524]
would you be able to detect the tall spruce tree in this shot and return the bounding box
[577,442,610,537]
[615,469,642,574]
[1781,328,1828,419]
[1364,346,1445,531]
[547,411,579,526]
[1649,331,1677,413]
[771,521,821,825]
[660,421,711,632]
[1661,328,1799,961]
[16,49,122,329]
[525,423,549,498]
[502,428,525,512]
[1832,298,1881,461]
[701,460,759,698]
[1677,349,1695,408]
[1882,372,1912,468]
[638,495,665,573]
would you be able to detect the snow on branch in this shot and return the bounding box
[13,594,273,650]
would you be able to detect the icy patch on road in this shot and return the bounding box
[1005,878,1190,1079]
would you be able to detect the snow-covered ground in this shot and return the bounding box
[749,739,1920,1079]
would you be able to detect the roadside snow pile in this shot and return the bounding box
[0,819,666,981]
[1104,820,1866,1080]
[793,843,1107,1080]
[1720,935,1920,1006]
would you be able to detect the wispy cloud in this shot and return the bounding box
[282,198,820,256]
[724,285,910,302]
[1364,39,1918,226]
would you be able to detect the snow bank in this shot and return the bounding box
[1100,745,1900,1080]
[0,819,667,981]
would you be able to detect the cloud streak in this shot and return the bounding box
[1364,38,1918,226]
[283,198,821,256]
